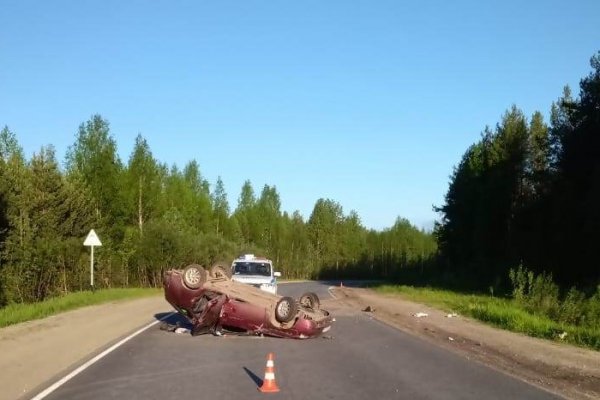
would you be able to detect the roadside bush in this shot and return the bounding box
[527,271,560,318]
[559,287,586,325]
[509,265,559,318]
[509,266,600,330]
[569,324,600,350]
[509,265,532,304]
[584,285,600,328]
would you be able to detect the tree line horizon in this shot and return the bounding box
[0,118,435,305]
[1,51,598,306]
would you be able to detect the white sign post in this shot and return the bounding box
[84,229,102,291]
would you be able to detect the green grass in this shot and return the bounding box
[376,285,600,351]
[0,288,161,328]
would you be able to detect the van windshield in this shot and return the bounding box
[232,262,272,277]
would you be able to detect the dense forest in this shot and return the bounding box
[435,52,600,292]
[1,52,599,307]
[0,120,435,305]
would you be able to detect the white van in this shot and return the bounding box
[231,254,281,294]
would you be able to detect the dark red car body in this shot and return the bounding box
[163,268,333,339]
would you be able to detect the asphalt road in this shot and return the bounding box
[36,282,559,400]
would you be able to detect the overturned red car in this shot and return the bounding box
[163,263,333,339]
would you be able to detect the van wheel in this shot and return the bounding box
[182,264,207,289]
[299,292,320,310]
[275,297,298,323]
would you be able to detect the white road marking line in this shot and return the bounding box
[30,312,175,400]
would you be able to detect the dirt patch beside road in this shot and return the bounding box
[0,295,170,400]
[332,287,600,400]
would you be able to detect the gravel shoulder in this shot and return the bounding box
[2,287,599,400]
[0,295,170,400]
[332,287,600,400]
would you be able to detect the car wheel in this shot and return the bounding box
[182,264,207,289]
[299,292,320,310]
[209,262,232,279]
[275,296,298,323]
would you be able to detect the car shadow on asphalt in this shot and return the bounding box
[243,366,263,388]
[153,312,192,328]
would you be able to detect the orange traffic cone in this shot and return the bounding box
[258,353,280,393]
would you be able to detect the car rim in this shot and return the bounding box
[186,269,200,284]
[278,302,290,317]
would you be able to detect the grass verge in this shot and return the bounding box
[376,285,600,351]
[0,288,161,328]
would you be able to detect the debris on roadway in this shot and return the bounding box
[558,331,568,340]
[412,312,429,318]
[159,322,182,332]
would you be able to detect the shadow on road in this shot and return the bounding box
[153,312,191,327]
[243,366,263,388]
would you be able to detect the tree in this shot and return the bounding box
[212,177,229,237]
[308,198,344,269]
[0,127,21,245]
[182,161,213,233]
[340,210,365,266]
[256,185,283,253]
[549,86,575,171]
[125,134,161,235]
[0,126,26,305]
[234,180,257,245]
[547,52,600,285]
[65,115,125,239]
[2,146,93,301]
[436,106,532,287]
[436,52,600,290]
[528,111,550,195]
[279,210,311,277]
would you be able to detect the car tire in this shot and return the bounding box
[299,292,320,310]
[182,264,207,289]
[209,262,232,279]
[275,296,298,323]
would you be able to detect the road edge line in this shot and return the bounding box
[30,312,175,400]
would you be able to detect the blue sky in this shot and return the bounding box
[1,1,599,230]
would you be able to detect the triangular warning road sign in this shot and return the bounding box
[84,229,102,246]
